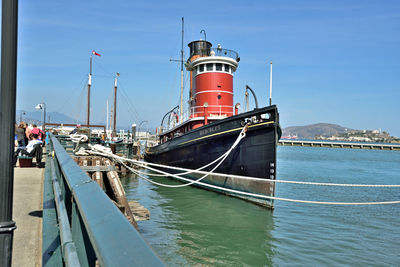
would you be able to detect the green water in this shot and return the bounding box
[122,146,400,266]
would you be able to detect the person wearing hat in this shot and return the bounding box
[13,133,43,167]
[31,124,45,141]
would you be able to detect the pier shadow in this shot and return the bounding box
[29,210,43,218]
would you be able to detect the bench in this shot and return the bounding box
[18,156,33,167]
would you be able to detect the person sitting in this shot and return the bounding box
[69,124,81,134]
[31,124,45,141]
[14,133,43,167]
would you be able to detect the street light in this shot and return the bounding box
[35,102,46,130]
[19,110,25,123]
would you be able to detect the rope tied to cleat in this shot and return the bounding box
[88,123,249,188]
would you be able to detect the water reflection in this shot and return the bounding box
[123,170,276,266]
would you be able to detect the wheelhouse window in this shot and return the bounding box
[224,64,230,73]
[206,63,213,71]
[199,64,204,72]
[216,63,222,71]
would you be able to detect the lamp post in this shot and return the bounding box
[19,110,25,123]
[0,0,19,264]
[35,103,46,130]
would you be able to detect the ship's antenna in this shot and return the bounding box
[269,61,272,106]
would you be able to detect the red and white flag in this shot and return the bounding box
[92,50,101,56]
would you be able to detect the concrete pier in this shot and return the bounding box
[11,166,44,267]
[279,139,400,151]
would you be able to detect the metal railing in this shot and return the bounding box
[43,133,164,266]
[159,105,235,133]
[190,105,233,116]
[189,48,239,61]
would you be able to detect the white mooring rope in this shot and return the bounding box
[89,125,248,188]
[102,157,400,205]
[82,126,400,205]
[130,160,400,188]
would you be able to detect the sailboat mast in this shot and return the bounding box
[179,17,184,123]
[113,73,119,137]
[87,55,92,126]
[106,99,109,134]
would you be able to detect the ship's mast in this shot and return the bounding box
[179,17,184,123]
[113,73,120,137]
[170,18,185,124]
[106,99,109,133]
[87,54,92,126]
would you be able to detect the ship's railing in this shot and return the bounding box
[190,105,233,117]
[43,133,163,266]
[188,48,239,61]
[159,105,235,133]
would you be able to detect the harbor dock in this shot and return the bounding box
[12,166,44,267]
[279,139,400,151]
[8,134,163,266]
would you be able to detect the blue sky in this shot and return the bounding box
[16,0,400,136]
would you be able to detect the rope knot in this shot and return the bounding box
[243,123,249,133]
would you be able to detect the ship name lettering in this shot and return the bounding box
[200,125,221,136]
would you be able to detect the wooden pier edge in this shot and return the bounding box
[74,156,150,229]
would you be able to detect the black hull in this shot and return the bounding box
[145,105,280,208]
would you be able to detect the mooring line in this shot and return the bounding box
[126,159,400,188]
[89,125,248,188]
[86,149,400,205]
[115,160,400,205]
[81,126,400,205]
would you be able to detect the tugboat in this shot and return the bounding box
[145,39,281,208]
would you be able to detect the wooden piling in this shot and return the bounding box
[73,156,138,229]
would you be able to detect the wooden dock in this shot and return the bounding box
[279,139,400,151]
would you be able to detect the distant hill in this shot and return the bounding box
[282,123,353,139]
[17,110,81,125]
